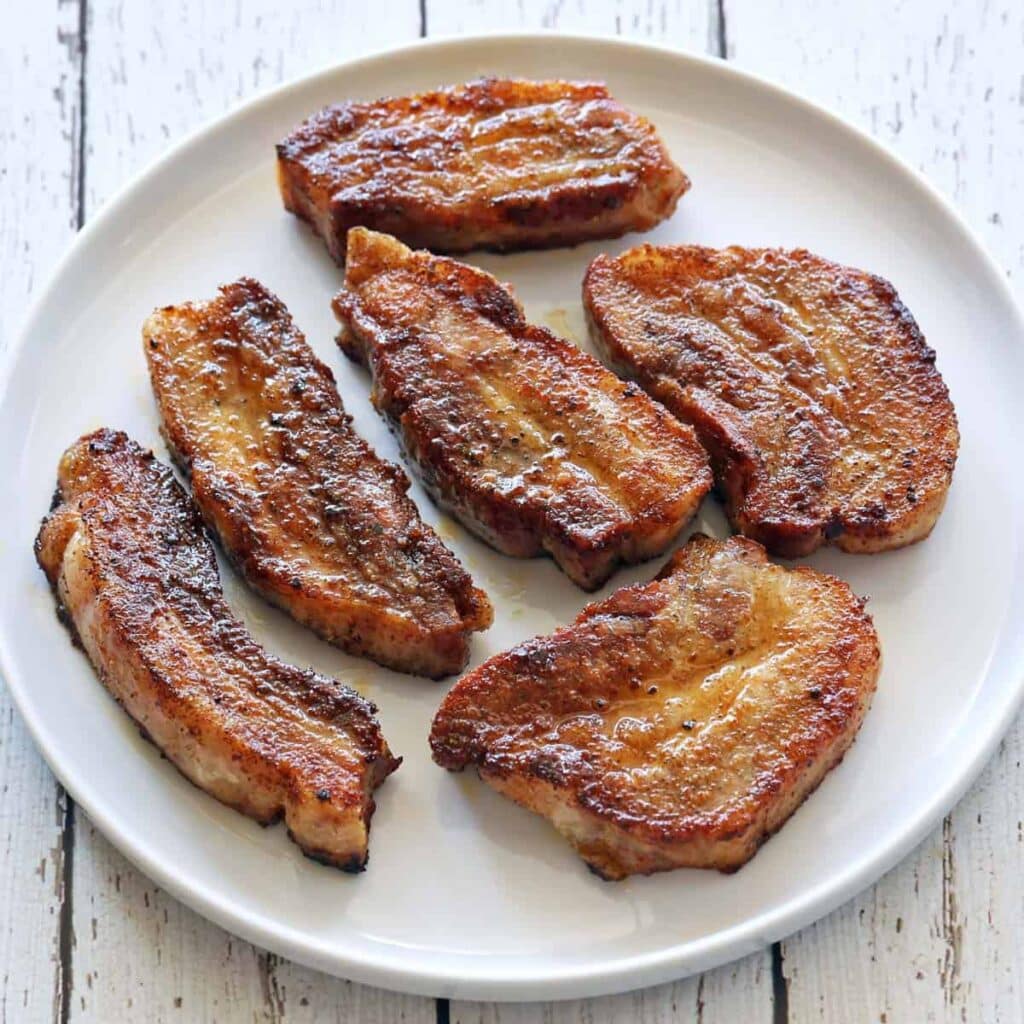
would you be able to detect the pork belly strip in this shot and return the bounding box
[35,429,399,870]
[277,77,688,260]
[333,228,712,591]
[584,244,959,557]
[432,534,880,879]
[144,278,491,678]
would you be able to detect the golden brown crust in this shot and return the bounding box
[277,77,688,261]
[35,430,399,870]
[431,534,880,879]
[144,278,491,678]
[583,245,960,557]
[333,229,712,590]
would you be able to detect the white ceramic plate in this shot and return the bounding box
[2,34,1023,1002]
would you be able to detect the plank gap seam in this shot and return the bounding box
[74,0,88,230]
[57,798,76,1024]
[59,1,87,1016]
[771,942,789,1024]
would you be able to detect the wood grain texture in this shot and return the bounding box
[70,819,433,1023]
[66,3,432,1022]
[431,2,771,1020]
[0,3,85,1021]
[83,0,420,208]
[451,959,775,1024]
[725,1,1024,1020]
[426,0,720,51]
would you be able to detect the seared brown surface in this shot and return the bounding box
[584,245,959,557]
[144,278,491,678]
[431,534,880,879]
[277,77,688,261]
[35,430,399,870]
[334,229,712,590]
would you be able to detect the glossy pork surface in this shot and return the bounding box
[334,228,712,590]
[35,430,399,870]
[144,278,491,678]
[277,77,688,260]
[584,245,959,557]
[431,534,880,879]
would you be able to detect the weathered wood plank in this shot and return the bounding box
[724,0,1024,1020]
[82,0,420,209]
[0,2,85,1021]
[426,0,721,53]
[69,3,434,1021]
[435,2,772,1020]
[71,816,434,1023]
[451,958,775,1024]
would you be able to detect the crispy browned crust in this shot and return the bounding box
[431,534,880,879]
[35,430,399,870]
[277,77,688,261]
[333,229,712,590]
[583,245,960,557]
[144,278,491,678]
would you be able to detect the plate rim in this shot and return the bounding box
[3,30,1024,1001]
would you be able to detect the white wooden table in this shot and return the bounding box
[3,2,1021,1020]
